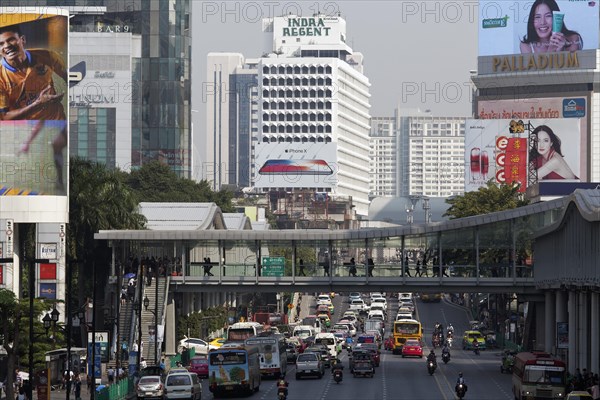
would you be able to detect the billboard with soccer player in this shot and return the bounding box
[0,8,68,223]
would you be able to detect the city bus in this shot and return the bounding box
[226,321,264,342]
[512,352,566,400]
[244,335,287,377]
[208,344,261,396]
[392,319,422,354]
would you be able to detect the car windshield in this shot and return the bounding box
[468,332,483,339]
[166,375,191,386]
[405,340,420,346]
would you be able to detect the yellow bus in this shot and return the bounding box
[392,319,422,354]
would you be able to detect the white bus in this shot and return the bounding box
[244,335,287,378]
[227,322,264,342]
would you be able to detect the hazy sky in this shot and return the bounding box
[190,0,479,167]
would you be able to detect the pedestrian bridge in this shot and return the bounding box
[95,190,598,295]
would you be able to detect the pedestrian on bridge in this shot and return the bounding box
[415,260,422,277]
[298,259,306,276]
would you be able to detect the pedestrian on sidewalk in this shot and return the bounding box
[74,374,82,400]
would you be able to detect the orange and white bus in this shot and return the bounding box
[512,352,566,400]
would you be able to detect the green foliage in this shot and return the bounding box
[176,306,228,342]
[124,161,235,211]
[444,181,529,219]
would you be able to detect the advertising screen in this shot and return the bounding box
[253,141,337,188]
[478,97,587,180]
[465,118,581,192]
[479,0,599,56]
[0,8,68,223]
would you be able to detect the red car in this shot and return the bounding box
[401,339,423,358]
[188,356,209,378]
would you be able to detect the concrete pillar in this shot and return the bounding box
[545,291,556,353]
[556,290,567,323]
[591,292,599,375]
[578,292,589,371]
[568,291,577,374]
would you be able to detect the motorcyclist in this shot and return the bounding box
[442,343,450,357]
[277,376,289,398]
[447,323,454,334]
[427,349,437,366]
[331,359,344,375]
[455,372,468,392]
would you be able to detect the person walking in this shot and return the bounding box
[403,257,412,277]
[367,258,374,277]
[74,374,82,400]
[349,258,357,277]
[298,259,306,276]
[323,254,330,277]
[415,259,422,277]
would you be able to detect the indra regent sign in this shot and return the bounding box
[283,17,331,37]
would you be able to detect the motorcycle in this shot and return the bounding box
[333,369,343,384]
[277,380,288,400]
[427,360,436,375]
[442,351,450,364]
[447,337,453,348]
[473,342,480,355]
[456,383,467,399]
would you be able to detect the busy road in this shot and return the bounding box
[198,292,514,399]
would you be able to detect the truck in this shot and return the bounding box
[295,352,324,379]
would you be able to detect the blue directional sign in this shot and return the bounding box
[87,343,101,378]
[562,98,585,118]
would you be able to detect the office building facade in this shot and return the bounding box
[5,1,193,176]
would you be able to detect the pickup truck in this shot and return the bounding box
[295,352,325,379]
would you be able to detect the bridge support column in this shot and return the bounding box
[568,290,577,374]
[556,290,567,325]
[578,291,589,371]
[591,292,599,375]
[544,291,555,354]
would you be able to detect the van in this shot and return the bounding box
[314,332,339,358]
[163,371,202,400]
[293,325,315,339]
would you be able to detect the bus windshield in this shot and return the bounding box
[395,323,419,334]
[227,329,255,341]
[209,351,247,366]
[524,366,565,385]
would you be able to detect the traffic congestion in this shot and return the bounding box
[178,291,519,399]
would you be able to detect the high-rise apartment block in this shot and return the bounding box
[370,109,466,198]
[205,14,371,216]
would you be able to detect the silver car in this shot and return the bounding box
[136,375,163,400]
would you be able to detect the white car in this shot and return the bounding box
[349,299,366,312]
[371,297,388,311]
[342,310,358,319]
[367,309,385,320]
[178,337,217,355]
[335,321,357,336]
[317,294,332,305]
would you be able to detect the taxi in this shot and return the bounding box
[462,330,487,350]
[317,313,331,328]
[566,391,593,399]
[208,338,226,348]
[401,339,423,358]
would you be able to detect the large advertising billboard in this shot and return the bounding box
[0,8,68,222]
[465,118,581,192]
[479,0,599,56]
[253,141,337,189]
[478,97,588,181]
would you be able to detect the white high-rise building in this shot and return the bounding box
[205,14,371,216]
[370,109,466,198]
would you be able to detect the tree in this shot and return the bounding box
[444,181,529,219]
[68,158,146,325]
[0,289,58,400]
[124,161,235,211]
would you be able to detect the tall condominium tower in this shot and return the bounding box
[370,109,466,198]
